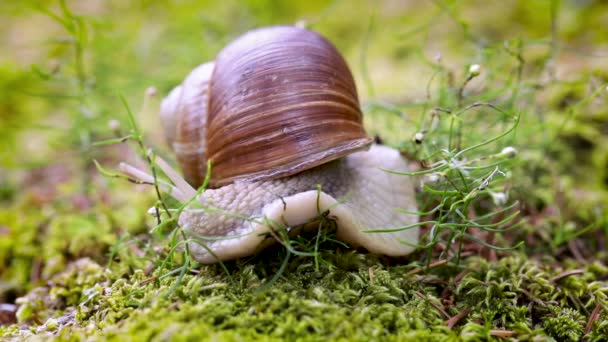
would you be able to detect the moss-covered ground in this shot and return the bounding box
[1,1,608,340]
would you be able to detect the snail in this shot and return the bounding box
[123,26,419,263]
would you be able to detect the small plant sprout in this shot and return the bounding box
[450,64,485,149]
[391,98,521,265]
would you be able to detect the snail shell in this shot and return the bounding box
[162,26,372,188]
[160,62,214,187]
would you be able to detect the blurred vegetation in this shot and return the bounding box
[1,0,607,340]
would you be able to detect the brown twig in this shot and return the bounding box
[140,276,157,286]
[567,239,585,263]
[440,269,471,302]
[490,329,515,338]
[414,291,451,319]
[519,288,547,307]
[550,269,585,283]
[485,232,497,262]
[446,308,471,328]
[406,259,449,276]
[585,303,602,334]
[453,269,470,285]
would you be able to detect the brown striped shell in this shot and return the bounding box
[207,26,371,187]
[160,62,215,187]
[162,26,372,188]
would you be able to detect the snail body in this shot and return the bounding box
[156,26,419,263]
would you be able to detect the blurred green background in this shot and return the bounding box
[2,0,607,167]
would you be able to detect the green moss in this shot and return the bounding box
[1,248,606,341]
[542,306,585,341]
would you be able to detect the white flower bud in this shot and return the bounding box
[147,206,160,217]
[146,86,157,97]
[435,53,442,63]
[468,64,481,77]
[500,146,517,158]
[424,173,441,184]
[490,192,508,206]
[108,119,120,131]
[414,132,425,144]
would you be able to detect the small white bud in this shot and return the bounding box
[146,86,157,97]
[108,119,120,131]
[424,173,441,184]
[490,192,508,206]
[435,53,442,63]
[147,207,160,217]
[500,146,517,158]
[468,64,481,77]
[414,132,425,144]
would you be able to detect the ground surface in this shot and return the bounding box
[1,1,608,341]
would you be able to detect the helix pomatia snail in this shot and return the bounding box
[127,26,419,263]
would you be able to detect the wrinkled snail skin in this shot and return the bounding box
[180,144,418,264]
